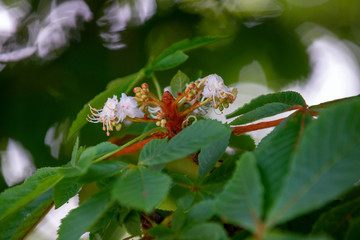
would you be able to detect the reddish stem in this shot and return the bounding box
[111,136,158,157]
[231,118,286,135]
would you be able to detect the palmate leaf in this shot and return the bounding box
[311,197,360,240]
[0,167,62,222]
[59,142,118,177]
[77,161,128,183]
[309,94,360,111]
[139,120,231,166]
[170,70,190,96]
[58,190,111,240]
[53,177,81,209]
[10,197,53,240]
[255,113,311,211]
[346,217,360,240]
[112,166,171,212]
[266,100,360,228]
[198,131,231,179]
[0,190,53,240]
[260,232,330,240]
[214,152,264,232]
[229,103,293,125]
[151,51,189,71]
[185,200,214,226]
[179,223,228,240]
[68,70,145,138]
[226,91,306,119]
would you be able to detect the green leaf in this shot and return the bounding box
[10,198,53,240]
[0,168,62,222]
[255,113,311,211]
[140,120,231,165]
[172,206,186,232]
[309,94,360,111]
[68,70,145,138]
[229,103,293,125]
[58,190,111,240]
[139,138,168,165]
[112,166,171,212]
[59,142,118,177]
[179,223,228,240]
[185,200,214,226]
[312,197,360,240]
[152,36,228,69]
[151,51,189,71]
[266,100,360,227]
[148,225,175,238]
[214,152,264,232]
[345,217,360,240]
[198,132,231,179]
[170,70,190,96]
[201,155,237,186]
[53,177,81,209]
[70,137,80,166]
[0,190,53,240]
[226,91,306,119]
[228,134,256,152]
[124,211,141,236]
[78,161,128,183]
[260,232,330,240]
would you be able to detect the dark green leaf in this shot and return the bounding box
[70,137,80,166]
[172,205,186,232]
[266,100,360,227]
[59,142,118,177]
[226,91,306,119]
[214,152,264,232]
[152,36,228,68]
[78,161,128,183]
[124,211,141,236]
[0,168,61,222]
[345,217,360,240]
[179,223,228,240]
[201,155,237,186]
[312,197,360,240]
[140,120,231,165]
[53,177,81,209]
[58,190,111,240]
[89,207,122,239]
[228,134,256,152]
[198,132,231,179]
[68,70,145,138]
[0,190,53,240]
[186,200,214,226]
[309,94,360,111]
[139,138,168,166]
[148,225,175,237]
[261,232,330,240]
[151,51,189,71]
[10,198,53,240]
[229,103,293,125]
[170,70,190,96]
[255,113,310,211]
[112,167,171,212]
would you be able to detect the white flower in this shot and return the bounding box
[116,93,144,122]
[201,74,232,101]
[88,95,118,136]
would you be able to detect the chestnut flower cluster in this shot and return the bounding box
[185,74,236,111]
[87,94,144,136]
[87,74,237,136]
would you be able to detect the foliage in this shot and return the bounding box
[0,37,360,240]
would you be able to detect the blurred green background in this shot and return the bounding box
[1,0,360,193]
